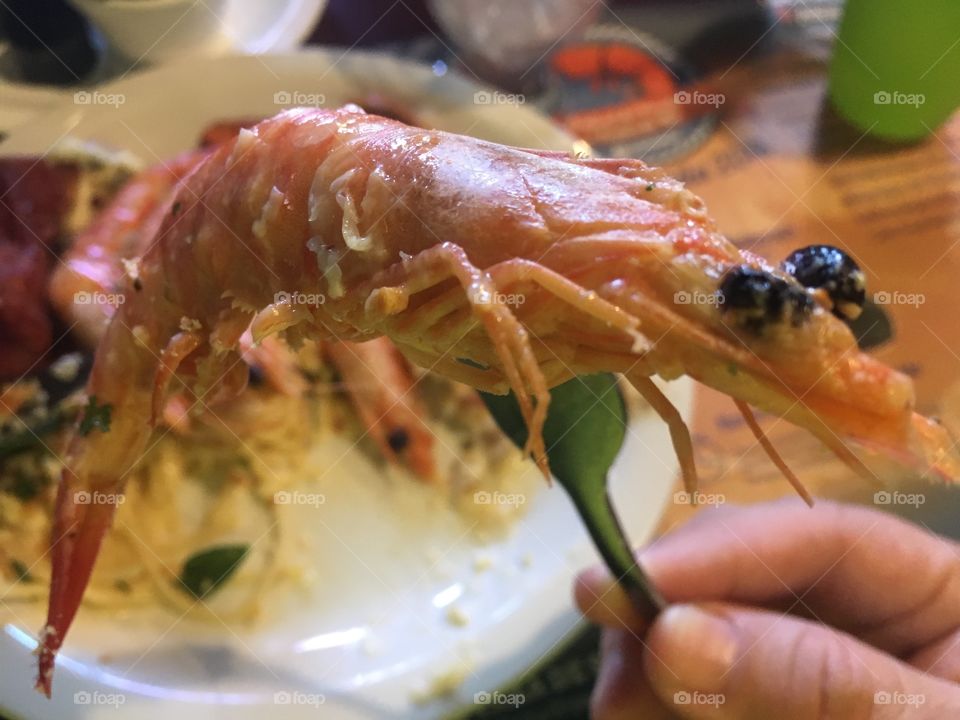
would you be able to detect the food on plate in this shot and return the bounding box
[0,119,527,695]
[49,124,438,477]
[19,104,956,694]
[198,119,263,149]
[0,159,77,379]
[49,149,205,346]
[0,144,140,378]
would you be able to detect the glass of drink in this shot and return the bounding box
[828,0,960,141]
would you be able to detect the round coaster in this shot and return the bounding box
[540,23,717,163]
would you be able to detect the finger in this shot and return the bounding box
[575,499,960,654]
[643,602,960,720]
[591,629,676,720]
[908,628,960,683]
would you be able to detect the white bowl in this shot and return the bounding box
[69,0,231,64]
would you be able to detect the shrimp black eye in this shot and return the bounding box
[718,266,813,334]
[248,364,265,387]
[387,428,410,453]
[781,245,865,321]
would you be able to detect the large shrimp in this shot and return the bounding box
[48,149,206,347]
[48,134,435,474]
[36,106,959,695]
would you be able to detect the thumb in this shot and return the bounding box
[641,603,960,719]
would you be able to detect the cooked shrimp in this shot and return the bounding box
[49,135,436,474]
[239,331,436,478]
[36,106,959,695]
[325,337,436,480]
[197,119,264,149]
[48,149,206,346]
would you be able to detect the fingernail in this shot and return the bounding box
[652,604,737,692]
[575,569,643,628]
[573,566,611,614]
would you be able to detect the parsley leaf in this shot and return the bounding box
[78,396,113,436]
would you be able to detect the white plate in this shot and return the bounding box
[0,51,692,720]
[0,0,324,135]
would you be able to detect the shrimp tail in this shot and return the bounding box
[35,475,119,697]
[35,300,189,695]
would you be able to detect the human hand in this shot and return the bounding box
[574,499,960,719]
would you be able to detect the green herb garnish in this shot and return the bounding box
[10,559,33,583]
[0,407,74,463]
[178,544,249,599]
[5,468,45,502]
[481,374,664,621]
[78,396,112,437]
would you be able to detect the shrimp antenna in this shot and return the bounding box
[818,433,884,489]
[734,399,814,507]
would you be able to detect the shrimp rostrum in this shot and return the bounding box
[36,105,960,694]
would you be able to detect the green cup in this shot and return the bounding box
[828,0,960,141]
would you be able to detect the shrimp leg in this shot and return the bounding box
[486,259,647,350]
[41,482,119,674]
[467,261,701,496]
[626,370,700,496]
[362,242,550,471]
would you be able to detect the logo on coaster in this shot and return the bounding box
[544,25,718,163]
